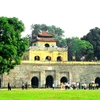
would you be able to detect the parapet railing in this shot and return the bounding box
[21,60,100,65]
[28,46,68,51]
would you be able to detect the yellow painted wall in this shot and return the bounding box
[23,40,68,61]
[28,49,68,61]
[32,41,56,47]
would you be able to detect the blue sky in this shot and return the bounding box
[0,0,100,38]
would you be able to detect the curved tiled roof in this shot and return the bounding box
[32,32,57,42]
[37,37,57,42]
[38,32,53,37]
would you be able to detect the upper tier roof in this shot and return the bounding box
[38,32,53,37]
[36,37,57,42]
[32,31,58,42]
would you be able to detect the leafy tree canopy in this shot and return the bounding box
[30,24,64,46]
[66,37,94,61]
[81,27,100,60]
[0,17,29,74]
[30,24,95,61]
[31,24,64,37]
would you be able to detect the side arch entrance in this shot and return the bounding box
[31,76,39,88]
[46,75,54,88]
[0,79,1,88]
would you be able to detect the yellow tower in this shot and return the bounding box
[22,32,68,62]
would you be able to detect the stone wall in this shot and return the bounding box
[2,62,100,88]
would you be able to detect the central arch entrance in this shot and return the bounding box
[46,75,53,88]
[95,77,100,87]
[60,76,68,83]
[31,76,39,88]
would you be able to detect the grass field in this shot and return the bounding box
[0,88,100,100]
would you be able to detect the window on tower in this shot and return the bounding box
[34,56,40,61]
[46,56,51,61]
[45,43,50,47]
[57,56,62,61]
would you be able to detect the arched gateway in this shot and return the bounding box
[60,76,68,83]
[0,79,1,88]
[46,75,54,88]
[31,76,39,88]
[95,77,100,87]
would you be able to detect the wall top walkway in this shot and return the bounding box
[29,46,68,51]
[21,61,100,65]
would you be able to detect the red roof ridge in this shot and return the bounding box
[38,32,53,36]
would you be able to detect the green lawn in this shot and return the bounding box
[0,88,100,100]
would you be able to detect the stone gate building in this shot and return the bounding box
[0,32,100,88]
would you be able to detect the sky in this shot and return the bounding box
[0,0,100,38]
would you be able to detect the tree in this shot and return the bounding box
[31,24,64,37]
[0,17,29,74]
[66,37,94,61]
[81,27,100,60]
[30,24,64,46]
[56,37,67,47]
[47,25,64,38]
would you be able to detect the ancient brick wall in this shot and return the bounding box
[2,62,100,88]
